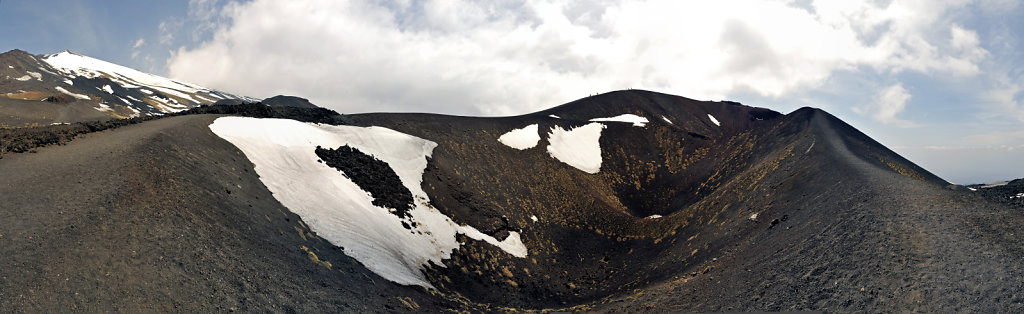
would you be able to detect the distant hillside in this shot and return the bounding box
[0,49,254,127]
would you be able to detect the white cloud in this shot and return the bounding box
[158,21,176,45]
[167,0,990,116]
[131,38,145,59]
[857,83,915,126]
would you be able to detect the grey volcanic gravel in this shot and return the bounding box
[595,111,1024,312]
[0,115,434,312]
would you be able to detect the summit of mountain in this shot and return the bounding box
[0,49,253,127]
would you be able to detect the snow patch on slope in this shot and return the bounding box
[498,124,540,150]
[55,86,90,100]
[209,117,527,288]
[546,123,606,173]
[14,75,31,81]
[95,103,113,112]
[590,114,649,127]
[661,116,673,124]
[708,114,721,126]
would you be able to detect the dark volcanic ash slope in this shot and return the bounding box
[0,115,442,312]
[2,89,1023,312]
[336,90,1021,311]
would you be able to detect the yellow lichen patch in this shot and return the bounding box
[295,226,308,241]
[1,90,54,101]
[396,297,420,310]
[882,158,926,181]
[299,246,332,269]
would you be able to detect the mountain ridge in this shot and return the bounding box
[1,64,1020,311]
[0,49,255,126]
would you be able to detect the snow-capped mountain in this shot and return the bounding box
[0,49,253,126]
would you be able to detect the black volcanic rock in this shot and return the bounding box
[263,95,319,109]
[971,177,1024,208]
[314,145,414,218]
[213,99,246,106]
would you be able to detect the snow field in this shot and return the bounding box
[210,117,527,289]
[43,51,206,95]
[546,123,606,174]
[590,114,649,127]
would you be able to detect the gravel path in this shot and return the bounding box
[0,115,432,312]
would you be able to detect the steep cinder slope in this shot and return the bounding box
[0,115,439,312]
[335,90,1017,311]
[596,108,1024,312]
[330,90,827,307]
[4,89,1019,312]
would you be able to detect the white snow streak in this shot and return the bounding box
[95,103,113,112]
[54,86,90,100]
[661,116,673,124]
[497,124,540,150]
[117,96,133,107]
[708,114,721,126]
[546,123,605,173]
[209,117,527,289]
[590,114,649,127]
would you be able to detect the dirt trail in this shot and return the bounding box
[0,115,430,312]
[812,111,1024,311]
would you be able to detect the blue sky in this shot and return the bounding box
[1,0,1023,184]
